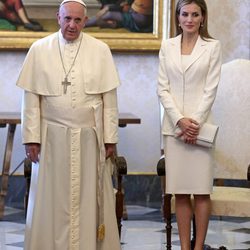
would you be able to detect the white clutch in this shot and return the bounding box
[174,123,219,148]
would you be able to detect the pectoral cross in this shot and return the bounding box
[62,77,71,94]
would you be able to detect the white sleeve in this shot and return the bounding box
[102,89,119,144]
[21,91,41,144]
[157,42,184,126]
[191,40,222,124]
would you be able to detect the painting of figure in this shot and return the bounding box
[0,0,43,31]
[0,0,154,33]
[0,0,164,51]
[85,0,153,33]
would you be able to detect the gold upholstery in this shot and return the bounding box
[211,186,250,217]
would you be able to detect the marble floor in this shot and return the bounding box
[0,205,249,250]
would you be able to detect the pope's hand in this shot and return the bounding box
[25,143,40,163]
[105,143,116,159]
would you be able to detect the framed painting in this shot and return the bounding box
[0,0,175,52]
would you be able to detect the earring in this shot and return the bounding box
[178,23,181,27]
[200,23,204,27]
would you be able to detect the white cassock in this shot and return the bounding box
[17,31,121,250]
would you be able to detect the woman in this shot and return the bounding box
[157,0,221,249]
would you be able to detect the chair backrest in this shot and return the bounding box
[213,59,250,179]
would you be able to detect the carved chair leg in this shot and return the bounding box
[114,156,127,238]
[0,124,16,219]
[24,158,32,217]
[164,193,172,250]
[158,158,173,250]
[116,174,124,237]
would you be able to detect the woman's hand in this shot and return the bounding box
[177,118,200,144]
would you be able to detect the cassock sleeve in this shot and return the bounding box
[21,91,41,144]
[102,89,119,144]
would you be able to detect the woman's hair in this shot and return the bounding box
[175,0,212,39]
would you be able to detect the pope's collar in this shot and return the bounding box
[58,30,83,45]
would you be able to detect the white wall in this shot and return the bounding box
[115,54,161,173]
[207,0,250,62]
[0,52,25,175]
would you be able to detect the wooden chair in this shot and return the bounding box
[24,155,127,238]
[157,59,250,249]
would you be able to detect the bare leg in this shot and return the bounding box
[175,194,192,250]
[193,194,211,250]
[17,8,29,24]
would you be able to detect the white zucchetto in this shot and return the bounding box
[60,0,86,7]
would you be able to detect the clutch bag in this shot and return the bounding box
[174,123,219,148]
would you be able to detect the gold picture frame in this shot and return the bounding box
[0,0,174,52]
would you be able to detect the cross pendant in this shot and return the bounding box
[62,77,71,94]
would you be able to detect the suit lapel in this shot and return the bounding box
[168,35,208,73]
[184,36,207,72]
[168,35,183,73]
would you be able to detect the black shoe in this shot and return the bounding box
[24,22,43,31]
[203,244,212,250]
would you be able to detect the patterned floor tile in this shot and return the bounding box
[0,206,249,250]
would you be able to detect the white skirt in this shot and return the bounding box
[163,136,214,194]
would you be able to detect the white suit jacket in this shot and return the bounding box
[157,34,222,135]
